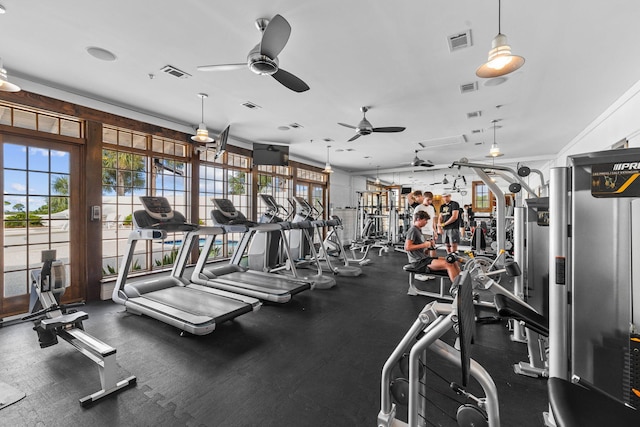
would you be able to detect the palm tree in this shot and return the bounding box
[102,150,146,196]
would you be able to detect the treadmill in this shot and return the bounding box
[112,196,261,336]
[188,198,313,303]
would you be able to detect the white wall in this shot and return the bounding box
[541,79,640,174]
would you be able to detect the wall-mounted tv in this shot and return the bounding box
[215,124,230,159]
[252,143,289,166]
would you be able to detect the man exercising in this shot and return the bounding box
[405,210,460,281]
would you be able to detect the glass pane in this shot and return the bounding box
[4,244,27,271]
[60,119,81,138]
[103,127,118,145]
[38,115,59,134]
[4,270,27,297]
[4,144,26,169]
[29,196,49,216]
[4,169,26,195]
[132,134,146,150]
[28,147,50,172]
[28,171,50,195]
[118,130,132,147]
[0,105,11,125]
[50,150,69,173]
[13,109,37,130]
[50,174,69,195]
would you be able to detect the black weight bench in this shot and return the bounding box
[548,377,640,427]
[403,262,452,299]
[494,293,549,377]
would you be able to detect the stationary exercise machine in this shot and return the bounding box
[378,271,500,426]
[112,196,261,336]
[546,148,640,425]
[189,197,313,303]
[281,197,336,288]
[293,196,363,276]
[315,200,371,266]
[27,250,136,406]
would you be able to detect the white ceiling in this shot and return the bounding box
[1,0,639,195]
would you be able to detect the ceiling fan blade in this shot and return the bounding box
[348,134,361,142]
[260,14,291,58]
[197,63,246,72]
[271,68,309,92]
[338,122,357,129]
[372,127,406,133]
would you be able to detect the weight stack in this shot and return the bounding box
[631,334,640,409]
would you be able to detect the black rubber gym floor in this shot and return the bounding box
[0,250,548,426]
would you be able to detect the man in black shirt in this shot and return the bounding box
[437,193,460,254]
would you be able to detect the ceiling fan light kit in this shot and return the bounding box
[476,0,525,78]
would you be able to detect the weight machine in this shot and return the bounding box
[546,148,640,425]
[378,271,500,426]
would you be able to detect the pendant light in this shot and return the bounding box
[476,0,525,78]
[323,145,334,173]
[191,93,214,143]
[0,58,20,92]
[375,166,381,185]
[487,119,504,157]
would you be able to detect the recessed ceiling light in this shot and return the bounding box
[363,156,371,159]
[277,126,290,131]
[335,149,344,152]
[86,46,117,61]
[475,142,484,146]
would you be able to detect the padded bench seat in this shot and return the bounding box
[403,261,451,299]
[403,262,450,276]
[494,293,548,336]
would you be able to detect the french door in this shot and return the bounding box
[1,137,82,317]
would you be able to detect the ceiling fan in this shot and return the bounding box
[338,106,405,142]
[410,150,434,167]
[431,174,451,185]
[197,14,309,93]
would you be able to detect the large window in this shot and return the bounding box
[198,152,251,260]
[2,142,76,315]
[101,126,189,277]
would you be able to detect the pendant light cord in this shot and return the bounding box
[498,0,501,34]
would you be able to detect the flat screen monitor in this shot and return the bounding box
[252,143,289,166]
[215,124,230,159]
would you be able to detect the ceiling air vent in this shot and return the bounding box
[467,111,482,119]
[289,123,303,129]
[242,101,261,109]
[460,82,478,94]
[448,30,472,52]
[160,65,191,79]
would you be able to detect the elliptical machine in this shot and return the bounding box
[26,250,136,406]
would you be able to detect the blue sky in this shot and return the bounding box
[3,144,69,211]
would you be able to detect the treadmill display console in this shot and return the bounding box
[139,196,174,221]
[212,198,240,219]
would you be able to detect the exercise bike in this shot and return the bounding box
[25,250,135,406]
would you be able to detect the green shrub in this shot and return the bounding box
[5,212,44,228]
